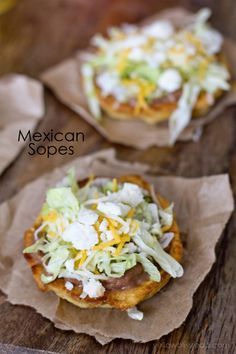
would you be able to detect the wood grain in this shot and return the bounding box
[0,0,236,353]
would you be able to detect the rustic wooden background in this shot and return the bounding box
[0,0,236,353]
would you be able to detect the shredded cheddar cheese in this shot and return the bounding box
[162,225,171,233]
[114,234,131,256]
[112,178,118,192]
[93,239,119,250]
[79,250,87,267]
[127,208,135,218]
[109,223,121,243]
[75,250,88,268]
[43,210,58,223]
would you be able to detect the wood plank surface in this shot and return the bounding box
[0,0,236,353]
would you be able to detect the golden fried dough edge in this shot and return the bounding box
[23,175,183,310]
[98,89,222,124]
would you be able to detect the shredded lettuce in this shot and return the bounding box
[169,82,200,145]
[133,226,183,278]
[136,254,160,281]
[89,54,117,68]
[192,8,211,28]
[102,181,114,193]
[201,63,230,93]
[120,61,160,84]
[24,237,70,284]
[23,238,45,254]
[87,251,137,278]
[81,63,101,119]
[46,187,79,216]
[42,247,69,283]
[23,236,63,254]
[159,232,174,249]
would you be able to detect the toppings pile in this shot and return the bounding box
[23,170,183,303]
[81,8,231,143]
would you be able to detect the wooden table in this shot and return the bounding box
[0,1,236,353]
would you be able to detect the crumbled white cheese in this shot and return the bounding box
[65,281,74,291]
[97,201,130,218]
[147,51,167,67]
[81,278,105,298]
[127,306,144,321]
[119,34,147,49]
[112,83,139,102]
[117,183,143,207]
[128,47,145,61]
[62,222,98,250]
[158,68,182,92]
[77,208,98,225]
[97,201,123,216]
[96,71,119,97]
[108,34,147,54]
[143,20,174,39]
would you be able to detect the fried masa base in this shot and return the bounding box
[98,89,223,124]
[23,175,183,310]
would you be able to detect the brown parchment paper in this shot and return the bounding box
[0,149,234,345]
[0,74,44,175]
[41,8,236,149]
